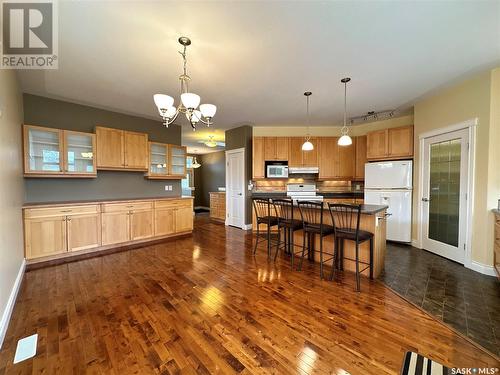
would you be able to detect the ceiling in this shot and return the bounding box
[18,1,500,154]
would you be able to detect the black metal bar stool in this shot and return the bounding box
[297,201,335,279]
[328,203,374,292]
[272,199,304,266]
[252,198,279,258]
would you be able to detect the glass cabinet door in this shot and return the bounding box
[25,126,63,174]
[170,146,186,176]
[65,131,95,174]
[149,143,168,175]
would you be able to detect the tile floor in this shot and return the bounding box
[380,243,500,356]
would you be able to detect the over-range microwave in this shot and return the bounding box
[266,162,288,178]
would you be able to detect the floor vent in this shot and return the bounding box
[13,334,37,364]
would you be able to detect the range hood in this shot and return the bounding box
[288,167,319,174]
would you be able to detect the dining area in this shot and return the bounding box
[252,197,389,291]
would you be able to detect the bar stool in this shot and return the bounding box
[272,199,304,266]
[252,198,279,258]
[328,203,374,292]
[297,201,335,279]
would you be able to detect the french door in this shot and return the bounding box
[421,128,469,263]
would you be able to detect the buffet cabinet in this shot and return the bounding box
[23,197,194,262]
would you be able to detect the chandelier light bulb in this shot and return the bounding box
[153,94,174,110]
[181,93,201,109]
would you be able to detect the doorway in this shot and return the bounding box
[225,148,246,229]
[420,127,471,264]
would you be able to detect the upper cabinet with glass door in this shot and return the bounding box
[145,142,186,179]
[169,145,187,177]
[23,125,96,178]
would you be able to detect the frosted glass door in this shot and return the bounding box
[26,126,63,173]
[422,128,469,264]
[65,132,95,174]
[149,143,168,175]
[170,146,186,176]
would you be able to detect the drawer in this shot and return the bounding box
[102,201,153,213]
[25,205,100,218]
[155,199,193,209]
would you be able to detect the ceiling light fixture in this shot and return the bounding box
[153,36,217,131]
[204,135,218,148]
[338,77,352,146]
[192,156,201,169]
[302,91,314,151]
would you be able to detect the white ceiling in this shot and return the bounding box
[18,1,500,153]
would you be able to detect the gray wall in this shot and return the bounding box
[193,151,225,207]
[0,71,25,347]
[225,125,253,224]
[23,94,183,203]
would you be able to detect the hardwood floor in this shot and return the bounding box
[0,215,497,374]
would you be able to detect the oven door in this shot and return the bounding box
[266,165,288,178]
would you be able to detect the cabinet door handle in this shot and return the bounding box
[60,210,72,213]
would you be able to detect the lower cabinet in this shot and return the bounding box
[24,198,194,261]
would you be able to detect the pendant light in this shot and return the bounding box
[192,156,201,169]
[338,77,353,146]
[302,91,314,151]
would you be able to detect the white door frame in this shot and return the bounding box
[225,147,246,229]
[417,118,477,270]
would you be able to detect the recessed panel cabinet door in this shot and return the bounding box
[155,208,175,236]
[263,137,277,160]
[302,137,318,167]
[367,129,388,160]
[319,137,338,178]
[388,126,413,158]
[252,137,265,178]
[124,131,148,169]
[101,211,130,245]
[130,210,154,240]
[96,127,124,168]
[276,137,289,160]
[175,207,193,232]
[25,216,67,259]
[338,142,355,178]
[67,213,101,252]
[288,137,303,167]
[355,135,367,179]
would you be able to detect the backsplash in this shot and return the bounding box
[253,179,364,192]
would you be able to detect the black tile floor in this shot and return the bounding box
[380,242,500,356]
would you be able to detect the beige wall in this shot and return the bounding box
[0,71,25,347]
[253,114,414,137]
[414,68,499,267]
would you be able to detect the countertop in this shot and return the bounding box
[23,196,194,208]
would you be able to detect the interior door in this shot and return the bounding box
[421,128,469,263]
[226,150,245,228]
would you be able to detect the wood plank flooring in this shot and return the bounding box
[0,215,498,374]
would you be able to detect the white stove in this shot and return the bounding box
[286,183,323,202]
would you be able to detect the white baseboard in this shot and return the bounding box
[194,206,210,210]
[0,259,26,349]
[242,223,252,230]
[411,239,422,249]
[467,260,497,277]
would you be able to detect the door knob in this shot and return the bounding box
[238,193,242,196]
[422,197,430,202]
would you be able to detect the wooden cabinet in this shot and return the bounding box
[24,205,101,258]
[155,199,193,234]
[23,125,96,178]
[210,192,226,221]
[318,137,354,179]
[102,201,153,244]
[130,209,154,241]
[252,136,265,178]
[101,211,129,245]
[388,126,413,158]
[263,137,289,161]
[67,212,101,252]
[367,125,413,161]
[355,136,367,180]
[175,207,194,232]
[146,142,187,179]
[288,137,318,167]
[169,145,187,177]
[96,126,148,170]
[154,206,176,236]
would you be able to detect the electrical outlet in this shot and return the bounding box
[165,185,172,191]
[165,185,169,191]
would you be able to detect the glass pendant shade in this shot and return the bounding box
[164,106,177,118]
[192,157,201,168]
[181,93,201,109]
[200,104,217,118]
[153,94,174,110]
[338,134,352,146]
[302,140,314,151]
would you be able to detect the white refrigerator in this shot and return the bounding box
[364,160,412,243]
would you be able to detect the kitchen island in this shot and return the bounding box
[252,193,388,278]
